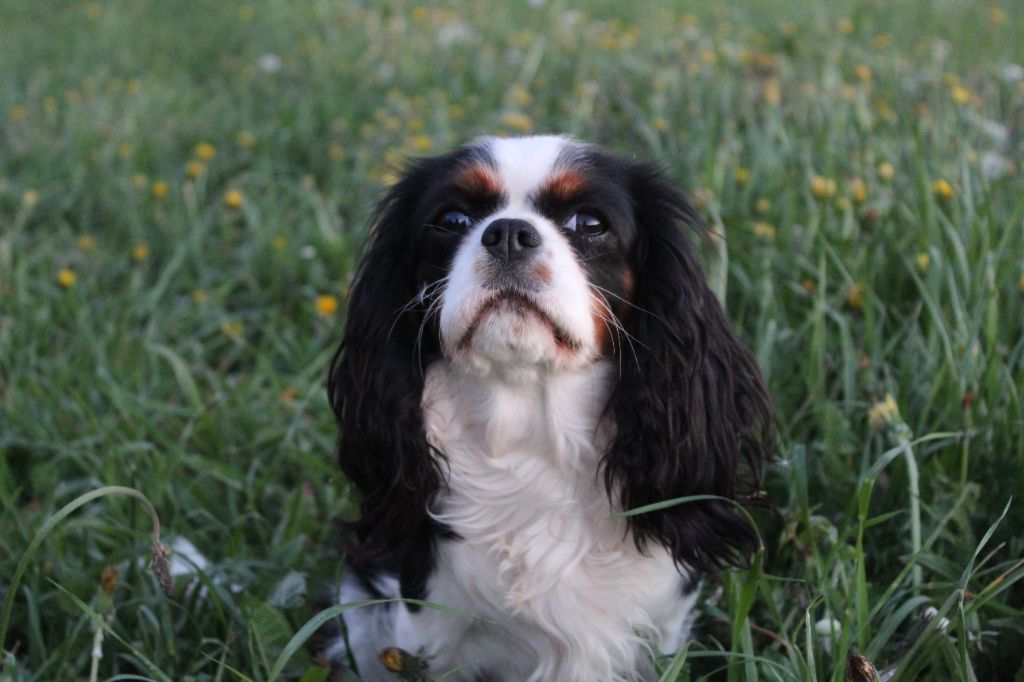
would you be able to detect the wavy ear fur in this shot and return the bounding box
[327,160,447,597]
[605,164,774,572]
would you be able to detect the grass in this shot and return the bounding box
[1,0,1023,679]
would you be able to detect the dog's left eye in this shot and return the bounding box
[564,213,605,236]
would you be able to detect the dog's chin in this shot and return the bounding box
[446,294,589,376]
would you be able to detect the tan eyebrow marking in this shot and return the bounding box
[540,169,588,201]
[453,164,503,197]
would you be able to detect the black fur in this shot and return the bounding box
[603,160,774,572]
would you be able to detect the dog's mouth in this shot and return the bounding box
[457,291,581,352]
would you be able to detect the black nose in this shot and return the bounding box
[481,219,542,262]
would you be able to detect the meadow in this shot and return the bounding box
[1,0,1023,680]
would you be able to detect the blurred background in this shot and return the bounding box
[1,1,1023,680]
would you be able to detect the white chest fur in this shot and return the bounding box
[414,361,694,681]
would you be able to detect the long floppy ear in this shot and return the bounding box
[327,161,444,593]
[604,163,774,572]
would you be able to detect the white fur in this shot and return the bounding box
[336,361,695,681]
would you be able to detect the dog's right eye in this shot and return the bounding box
[435,211,473,233]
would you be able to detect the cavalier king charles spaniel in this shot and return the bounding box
[327,135,773,681]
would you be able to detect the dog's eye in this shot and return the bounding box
[435,211,473,233]
[565,213,605,236]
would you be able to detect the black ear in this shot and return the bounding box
[327,161,444,589]
[604,164,774,572]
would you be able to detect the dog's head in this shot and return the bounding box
[330,135,773,572]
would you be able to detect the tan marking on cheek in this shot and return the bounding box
[621,267,635,299]
[454,164,503,197]
[590,265,636,356]
[541,169,588,201]
[592,309,611,356]
[533,263,552,285]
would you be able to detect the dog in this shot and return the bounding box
[327,135,773,681]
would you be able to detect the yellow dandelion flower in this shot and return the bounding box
[185,161,206,179]
[755,197,772,214]
[329,144,345,161]
[132,173,148,189]
[878,162,895,181]
[500,112,533,134]
[77,234,97,251]
[835,196,852,211]
[221,320,245,340]
[762,78,781,105]
[43,96,57,112]
[9,104,28,122]
[700,49,717,65]
[132,242,150,262]
[652,117,668,133]
[734,167,751,185]
[854,64,872,82]
[810,175,837,199]
[512,85,532,107]
[754,52,777,71]
[868,393,900,431]
[838,18,854,35]
[932,178,954,200]
[950,86,971,104]
[873,34,892,49]
[449,104,465,121]
[315,294,339,317]
[22,189,40,207]
[850,178,868,203]
[846,283,864,311]
[379,647,405,673]
[223,189,245,209]
[194,142,216,161]
[236,130,255,149]
[85,2,101,20]
[874,98,896,121]
[152,181,168,199]
[272,236,288,251]
[988,7,1006,25]
[192,289,208,303]
[411,135,433,152]
[753,222,775,238]
[916,252,930,271]
[117,142,133,159]
[57,268,77,289]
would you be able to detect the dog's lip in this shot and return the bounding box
[457,291,582,352]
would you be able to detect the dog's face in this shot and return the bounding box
[397,136,637,376]
[330,135,773,574]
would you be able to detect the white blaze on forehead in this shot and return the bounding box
[481,135,573,206]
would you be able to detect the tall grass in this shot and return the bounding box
[1,0,1022,679]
